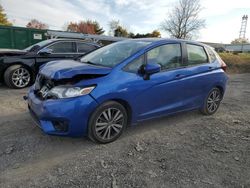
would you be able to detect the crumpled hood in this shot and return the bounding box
[0,48,27,56]
[39,60,112,80]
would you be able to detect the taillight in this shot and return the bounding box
[216,53,227,72]
[220,60,227,72]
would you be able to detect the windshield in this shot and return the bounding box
[80,40,150,67]
[24,40,54,52]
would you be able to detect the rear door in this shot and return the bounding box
[35,41,76,68]
[180,43,215,107]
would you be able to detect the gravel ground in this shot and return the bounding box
[0,73,250,188]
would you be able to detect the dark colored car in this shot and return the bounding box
[0,39,100,88]
[27,38,228,143]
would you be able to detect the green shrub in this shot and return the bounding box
[218,53,250,74]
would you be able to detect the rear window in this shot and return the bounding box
[187,44,208,65]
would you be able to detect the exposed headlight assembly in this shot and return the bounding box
[48,85,96,99]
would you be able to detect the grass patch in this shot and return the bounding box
[219,53,250,74]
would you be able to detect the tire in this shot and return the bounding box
[88,101,128,144]
[200,88,222,115]
[4,65,31,89]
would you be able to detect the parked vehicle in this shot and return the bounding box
[0,39,100,88]
[27,39,228,143]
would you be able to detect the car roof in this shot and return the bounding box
[128,38,206,46]
[46,38,100,46]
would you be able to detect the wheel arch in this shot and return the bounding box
[110,98,132,125]
[215,85,224,95]
[92,98,133,126]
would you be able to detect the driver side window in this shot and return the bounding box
[45,42,75,53]
[147,43,182,70]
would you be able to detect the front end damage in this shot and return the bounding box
[33,73,103,100]
[27,60,110,137]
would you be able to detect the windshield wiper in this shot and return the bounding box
[83,61,98,66]
[82,61,111,68]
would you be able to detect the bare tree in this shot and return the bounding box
[108,20,120,36]
[161,0,205,39]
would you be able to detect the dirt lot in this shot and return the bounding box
[0,73,250,188]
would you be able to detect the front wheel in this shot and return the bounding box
[88,101,128,144]
[4,65,31,89]
[201,88,222,115]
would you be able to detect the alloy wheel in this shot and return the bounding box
[207,89,221,113]
[95,108,124,141]
[11,68,30,88]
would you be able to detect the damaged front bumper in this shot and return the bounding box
[27,86,99,137]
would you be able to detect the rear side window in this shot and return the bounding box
[147,43,182,70]
[46,42,74,53]
[77,43,97,53]
[205,46,217,63]
[187,44,208,65]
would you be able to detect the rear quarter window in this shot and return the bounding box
[205,46,217,63]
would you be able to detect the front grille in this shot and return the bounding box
[34,74,54,100]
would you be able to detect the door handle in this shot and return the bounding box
[175,74,185,79]
[208,66,215,70]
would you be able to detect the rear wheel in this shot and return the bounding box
[88,101,128,144]
[4,65,31,89]
[201,88,222,115]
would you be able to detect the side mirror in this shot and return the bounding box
[38,48,52,55]
[140,63,161,80]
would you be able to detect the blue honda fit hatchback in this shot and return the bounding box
[27,39,228,143]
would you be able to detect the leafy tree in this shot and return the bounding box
[0,5,12,26]
[151,30,161,37]
[129,30,161,38]
[26,19,48,29]
[231,38,249,44]
[91,20,105,35]
[67,20,104,35]
[161,0,205,39]
[114,26,129,37]
[67,22,79,32]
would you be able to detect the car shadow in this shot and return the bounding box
[0,109,200,146]
[124,110,200,137]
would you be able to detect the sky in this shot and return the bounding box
[1,0,250,43]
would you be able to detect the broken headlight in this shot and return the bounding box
[48,85,95,99]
